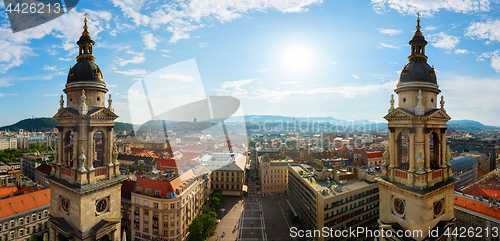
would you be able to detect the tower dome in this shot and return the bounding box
[67,14,104,85]
[398,15,437,86]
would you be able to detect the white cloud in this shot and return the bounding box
[116,51,146,66]
[160,49,171,53]
[142,32,160,50]
[0,9,113,73]
[198,43,208,47]
[112,0,322,43]
[43,94,59,97]
[107,84,118,88]
[43,65,58,71]
[255,68,271,74]
[454,49,469,54]
[352,74,359,79]
[59,57,72,61]
[478,50,500,72]
[329,61,338,65]
[162,55,173,58]
[371,0,490,16]
[115,69,148,76]
[377,28,402,35]
[219,79,255,97]
[281,81,298,85]
[157,74,196,82]
[428,32,459,50]
[425,26,438,31]
[466,19,500,44]
[379,43,400,49]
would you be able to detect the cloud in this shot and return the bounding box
[107,84,118,88]
[255,68,271,73]
[217,78,396,102]
[377,28,402,35]
[329,61,338,65]
[351,74,359,79]
[116,51,146,66]
[281,81,298,85]
[160,49,171,53]
[466,19,500,44]
[43,65,58,71]
[142,32,161,50]
[379,43,400,49]
[0,9,113,73]
[454,49,468,54]
[428,32,459,50]
[59,57,72,61]
[371,0,490,16]
[198,43,208,47]
[43,94,59,97]
[157,74,196,82]
[425,26,438,31]
[115,69,148,76]
[478,50,500,72]
[112,0,323,43]
[162,55,173,58]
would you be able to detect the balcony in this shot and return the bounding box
[380,165,454,190]
[134,219,139,223]
[134,210,140,215]
[153,224,158,229]
[152,216,158,221]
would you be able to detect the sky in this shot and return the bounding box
[1,0,500,127]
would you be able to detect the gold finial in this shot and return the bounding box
[416,12,421,31]
[83,12,89,32]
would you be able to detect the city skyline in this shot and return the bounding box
[1,1,500,127]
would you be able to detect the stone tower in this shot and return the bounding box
[48,14,126,241]
[376,16,457,241]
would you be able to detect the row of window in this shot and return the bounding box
[264,169,286,174]
[134,200,179,210]
[134,224,180,236]
[263,179,286,184]
[212,177,240,182]
[214,172,240,177]
[325,201,379,221]
[211,184,240,190]
[1,222,47,240]
[1,210,48,231]
[324,188,379,210]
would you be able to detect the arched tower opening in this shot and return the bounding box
[397,131,409,170]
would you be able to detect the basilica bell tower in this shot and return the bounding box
[47,14,126,241]
[376,16,457,241]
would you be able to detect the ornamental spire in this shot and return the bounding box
[83,12,89,34]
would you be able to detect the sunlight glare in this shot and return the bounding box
[282,44,312,71]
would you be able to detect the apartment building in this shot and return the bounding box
[0,137,17,151]
[203,153,246,196]
[258,154,294,196]
[288,164,380,241]
[0,189,50,241]
[130,169,210,241]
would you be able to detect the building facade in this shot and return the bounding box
[20,152,51,181]
[0,189,50,241]
[288,163,380,241]
[450,155,478,190]
[130,171,210,241]
[377,16,457,241]
[47,15,126,241]
[259,154,294,196]
[0,137,17,151]
[207,153,246,196]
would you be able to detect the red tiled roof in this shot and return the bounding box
[0,186,18,198]
[353,149,363,153]
[478,168,486,178]
[134,177,176,198]
[464,184,500,199]
[351,161,365,167]
[36,164,52,175]
[180,152,200,159]
[154,158,184,168]
[0,189,50,219]
[183,144,203,150]
[336,146,347,152]
[367,152,383,159]
[121,179,136,199]
[455,195,500,219]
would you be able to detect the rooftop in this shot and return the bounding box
[0,189,50,220]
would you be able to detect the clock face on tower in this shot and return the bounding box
[61,197,70,212]
[96,198,108,213]
[434,199,444,217]
[394,197,405,215]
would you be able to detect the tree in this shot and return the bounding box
[129,165,145,173]
[212,192,226,205]
[187,206,217,241]
[210,197,223,211]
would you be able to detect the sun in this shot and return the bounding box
[282,44,313,72]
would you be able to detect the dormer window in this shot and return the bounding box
[136,186,143,193]
[155,190,161,197]
[145,188,152,195]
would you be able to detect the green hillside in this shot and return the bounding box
[0,118,134,132]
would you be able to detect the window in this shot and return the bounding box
[43,211,47,218]
[144,218,148,224]
[19,218,23,226]
[10,232,14,239]
[154,203,158,209]
[10,220,14,228]
[164,231,168,235]
[19,229,23,236]
[171,213,175,218]
[170,230,175,236]
[144,200,149,206]
[146,188,152,195]
[144,210,149,215]
[164,222,168,227]
[144,227,149,233]
[26,216,29,224]
[26,227,29,234]
[177,202,180,208]
[170,222,174,227]
[137,186,142,193]
[38,213,41,220]
[171,204,175,209]
[32,226,35,234]
[135,224,139,229]
[155,190,161,197]
[135,198,139,204]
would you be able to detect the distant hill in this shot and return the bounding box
[0,118,134,132]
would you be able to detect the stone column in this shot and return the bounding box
[409,130,416,172]
[440,129,447,168]
[57,128,63,166]
[424,132,431,172]
[72,131,78,170]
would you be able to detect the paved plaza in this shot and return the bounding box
[208,156,303,241]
